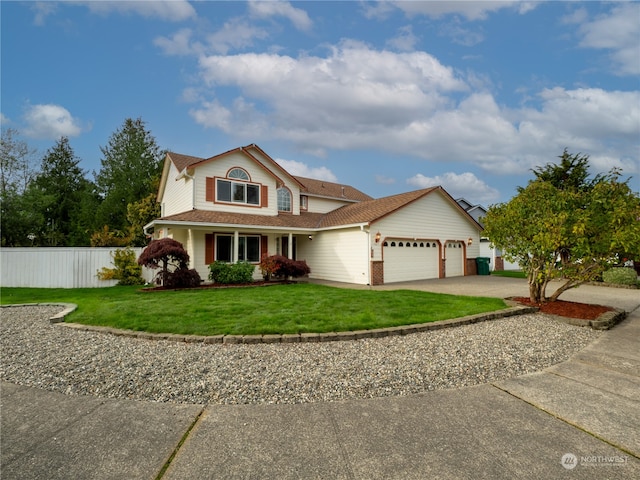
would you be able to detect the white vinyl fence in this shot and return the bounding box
[0,247,155,288]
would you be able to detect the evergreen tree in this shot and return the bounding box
[30,137,96,246]
[94,118,163,236]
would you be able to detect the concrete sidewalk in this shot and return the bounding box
[2,278,639,479]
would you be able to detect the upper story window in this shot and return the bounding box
[300,195,308,210]
[215,167,260,206]
[278,187,292,212]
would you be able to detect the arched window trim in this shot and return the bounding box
[227,167,250,181]
[277,186,292,212]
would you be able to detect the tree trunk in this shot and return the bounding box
[549,279,582,302]
[527,266,546,303]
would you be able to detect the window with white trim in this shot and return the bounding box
[215,234,261,263]
[277,187,292,212]
[216,178,260,205]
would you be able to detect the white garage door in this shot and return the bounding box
[445,241,464,277]
[383,240,439,283]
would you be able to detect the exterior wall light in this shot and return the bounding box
[375,232,381,243]
[467,237,473,246]
[308,235,313,241]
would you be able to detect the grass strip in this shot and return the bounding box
[1,283,507,336]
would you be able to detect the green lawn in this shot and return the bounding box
[1,283,507,336]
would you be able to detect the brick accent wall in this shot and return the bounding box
[495,257,504,271]
[371,261,384,285]
[466,258,477,276]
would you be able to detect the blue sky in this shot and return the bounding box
[2,1,639,205]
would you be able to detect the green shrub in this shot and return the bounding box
[208,261,255,284]
[97,248,145,286]
[602,267,638,286]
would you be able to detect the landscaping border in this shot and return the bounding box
[4,302,537,343]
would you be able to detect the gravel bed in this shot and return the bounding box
[1,305,601,405]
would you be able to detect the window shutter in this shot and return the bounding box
[261,185,268,207]
[205,234,214,264]
[261,236,268,259]
[206,177,215,202]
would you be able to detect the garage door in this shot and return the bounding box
[383,240,439,283]
[445,241,464,277]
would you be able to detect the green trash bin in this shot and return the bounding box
[476,257,490,275]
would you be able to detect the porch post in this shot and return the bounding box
[233,230,239,263]
[187,229,194,268]
[287,232,293,259]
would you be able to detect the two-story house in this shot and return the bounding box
[144,144,483,285]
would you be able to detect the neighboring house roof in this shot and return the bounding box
[154,185,483,232]
[293,176,373,202]
[456,197,487,227]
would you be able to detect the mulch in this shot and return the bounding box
[513,297,613,320]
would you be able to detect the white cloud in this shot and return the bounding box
[22,104,84,139]
[154,28,202,56]
[194,42,467,138]
[0,113,11,125]
[248,1,312,31]
[577,3,640,76]
[407,172,500,204]
[206,18,269,54]
[31,2,57,25]
[393,1,535,21]
[275,158,337,182]
[386,25,419,52]
[77,0,196,22]
[187,42,637,179]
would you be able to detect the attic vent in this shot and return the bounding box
[341,186,345,197]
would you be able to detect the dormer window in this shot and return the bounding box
[278,187,292,212]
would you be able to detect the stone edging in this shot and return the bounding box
[3,302,537,344]
[548,308,627,331]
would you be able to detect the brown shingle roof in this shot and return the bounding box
[293,176,373,202]
[166,152,205,172]
[319,188,438,227]
[157,188,452,231]
[160,210,325,230]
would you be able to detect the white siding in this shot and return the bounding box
[301,228,369,284]
[306,196,353,214]
[161,161,194,216]
[372,191,480,259]
[0,248,154,288]
[192,152,302,216]
[370,190,480,280]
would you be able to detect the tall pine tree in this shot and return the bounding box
[94,118,163,239]
[30,137,98,246]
